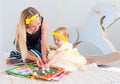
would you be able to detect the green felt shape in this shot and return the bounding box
[37,68,58,76]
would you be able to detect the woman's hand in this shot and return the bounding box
[42,57,48,64]
[36,58,44,68]
[6,57,10,65]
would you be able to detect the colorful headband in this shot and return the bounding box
[52,32,68,42]
[25,14,39,24]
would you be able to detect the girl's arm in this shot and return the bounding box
[41,19,48,63]
[49,46,57,50]
[45,49,66,68]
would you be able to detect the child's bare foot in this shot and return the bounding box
[6,57,10,64]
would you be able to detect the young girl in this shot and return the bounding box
[43,27,120,72]
[6,7,48,66]
[44,27,86,72]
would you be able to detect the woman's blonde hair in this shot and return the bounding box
[54,27,69,39]
[15,7,40,61]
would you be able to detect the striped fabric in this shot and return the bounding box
[9,49,42,65]
[30,49,42,58]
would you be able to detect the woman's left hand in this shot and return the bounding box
[42,57,48,64]
[36,58,43,67]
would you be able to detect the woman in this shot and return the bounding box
[7,7,48,66]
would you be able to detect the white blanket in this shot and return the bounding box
[0,53,120,84]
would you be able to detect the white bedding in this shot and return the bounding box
[0,53,120,84]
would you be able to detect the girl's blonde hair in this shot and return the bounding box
[54,27,69,39]
[15,7,40,61]
[53,27,80,48]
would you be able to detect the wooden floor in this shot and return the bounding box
[0,53,120,84]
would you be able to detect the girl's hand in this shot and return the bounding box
[45,63,50,69]
[49,46,57,50]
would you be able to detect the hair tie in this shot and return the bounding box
[26,14,39,24]
[52,32,68,42]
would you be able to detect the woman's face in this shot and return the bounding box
[27,16,41,31]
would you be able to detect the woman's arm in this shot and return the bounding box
[26,51,44,67]
[26,51,38,61]
[41,19,48,63]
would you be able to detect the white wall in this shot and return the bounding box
[1,0,120,56]
[0,0,3,56]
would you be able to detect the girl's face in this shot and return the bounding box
[27,16,41,31]
[53,36,64,47]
